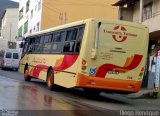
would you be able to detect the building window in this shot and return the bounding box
[38,0,41,11]
[143,2,152,21]
[34,26,36,31]
[18,26,23,37]
[30,10,33,19]
[19,7,23,20]
[30,29,32,34]
[35,5,37,11]
[37,22,40,31]
[26,0,30,13]
[24,21,28,34]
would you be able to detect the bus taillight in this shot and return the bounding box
[82,59,87,65]
[82,59,87,70]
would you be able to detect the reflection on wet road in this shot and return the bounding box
[0,75,119,116]
[0,69,160,116]
[0,76,96,110]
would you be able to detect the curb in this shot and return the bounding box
[127,92,159,99]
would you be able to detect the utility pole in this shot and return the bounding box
[59,13,63,25]
[10,23,12,42]
[64,12,67,24]
[59,12,67,25]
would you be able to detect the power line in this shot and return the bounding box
[51,0,113,7]
[34,0,68,25]
[80,0,115,6]
[43,0,61,12]
[43,11,60,23]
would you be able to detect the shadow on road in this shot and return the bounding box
[0,68,18,72]
[29,79,131,105]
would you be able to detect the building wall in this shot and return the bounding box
[153,0,160,15]
[18,0,30,36]
[119,0,160,32]
[0,8,19,50]
[121,7,133,21]
[132,1,140,22]
[28,0,42,34]
[41,0,118,30]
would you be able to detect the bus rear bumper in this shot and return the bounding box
[76,73,142,93]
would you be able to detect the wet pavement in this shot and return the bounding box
[0,69,160,116]
[0,75,98,110]
[0,72,119,116]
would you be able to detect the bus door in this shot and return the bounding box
[12,52,19,68]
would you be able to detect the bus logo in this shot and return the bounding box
[104,26,138,43]
[112,26,128,42]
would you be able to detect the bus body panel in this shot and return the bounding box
[20,54,80,88]
[76,19,148,93]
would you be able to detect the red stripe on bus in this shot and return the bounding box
[95,54,143,77]
[32,55,78,78]
[54,55,78,70]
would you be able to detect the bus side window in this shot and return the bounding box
[63,41,75,52]
[22,38,30,55]
[75,26,84,53]
[38,36,44,53]
[65,29,77,41]
[30,36,44,53]
[63,28,77,53]
[28,37,36,53]
[42,34,53,53]
[51,31,66,53]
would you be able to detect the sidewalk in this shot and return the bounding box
[126,88,157,99]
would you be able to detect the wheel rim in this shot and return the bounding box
[24,70,28,78]
[47,73,53,87]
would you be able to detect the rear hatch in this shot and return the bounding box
[89,21,147,81]
[12,53,19,68]
[4,52,12,67]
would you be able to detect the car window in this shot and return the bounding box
[13,53,19,59]
[6,52,12,59]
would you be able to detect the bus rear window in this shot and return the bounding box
[6,52,12,58]
[13,53,19,59]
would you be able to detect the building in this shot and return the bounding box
[41,0,118,30]
[18,0,41,37]
[18,0,118,37]
[113,0,160,89]
[0,8,19,49]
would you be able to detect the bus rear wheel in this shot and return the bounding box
[24,68,31,81]
[47,69,54,91]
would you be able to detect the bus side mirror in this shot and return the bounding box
[19,42,24,48]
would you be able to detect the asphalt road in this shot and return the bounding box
[0,69,160,116]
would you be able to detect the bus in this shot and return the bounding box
[19,18,149,94]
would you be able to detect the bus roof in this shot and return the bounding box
[25,18,147,38]
[25,19,87,38]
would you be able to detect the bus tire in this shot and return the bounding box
[47,69,54,91]
[24,67,31,82]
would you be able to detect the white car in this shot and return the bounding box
[0,49,20,71]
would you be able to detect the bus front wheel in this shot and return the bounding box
[24,68,31,81]
[47,69,54,91]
